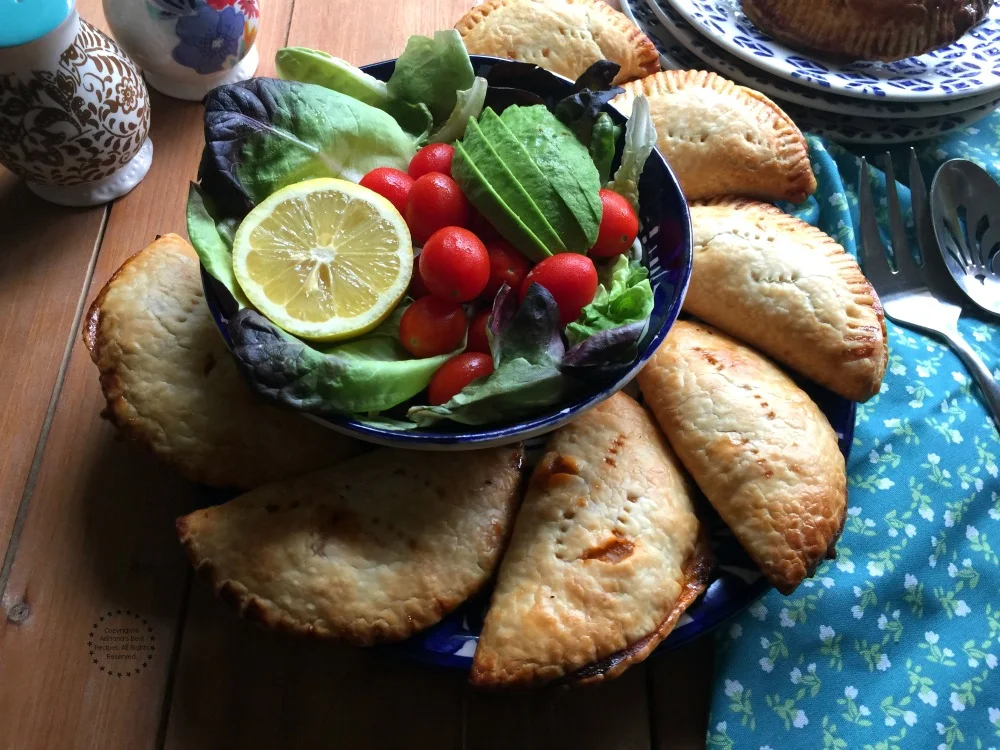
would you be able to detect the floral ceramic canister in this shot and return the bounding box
[0,0,153,206]
[103,0,259,101]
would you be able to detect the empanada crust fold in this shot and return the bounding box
[637,321,847,595]
[566,528,713,686]
[470,393,704,688]
[687,198,887,402]
[456,0,660,84]
[176,445,524,644]
[83,233,361,489]
[742,0,994,62]
[612,70,816,203]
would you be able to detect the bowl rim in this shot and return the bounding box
[200,54,694,448]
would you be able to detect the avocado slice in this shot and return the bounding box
[501,105,603,248]
[478,108,592,253]
[452,142,551,262]
[461,118,566,255]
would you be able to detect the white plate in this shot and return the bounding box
[622,0,1000,145]
[663,0,1000,102]
[643,0,1000,119]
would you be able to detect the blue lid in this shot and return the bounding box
[0,0,74,48]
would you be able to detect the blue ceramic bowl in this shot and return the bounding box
[203,55,693,450]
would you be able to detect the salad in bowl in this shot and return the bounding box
[187,31,692,447]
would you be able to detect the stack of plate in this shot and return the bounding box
[621,0,1000,144]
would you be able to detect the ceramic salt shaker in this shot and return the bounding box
[103,0,260,101]
[0,0,153,206]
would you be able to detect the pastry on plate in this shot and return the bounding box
[742,0,994,62]
[456,0,660,84]
[471,392,711,688]
[637,321,846,595]
[83,234,361,490]
[687,198,887,402]
[177,444,524,644]
[612,70,816,203]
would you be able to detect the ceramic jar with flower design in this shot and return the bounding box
[0,0,153,206]
[103,0,259,101]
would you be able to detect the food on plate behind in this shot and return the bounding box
[176,444,525,644]
[455,0,661,85]
[471,392,711,687]
[637,320,848,595]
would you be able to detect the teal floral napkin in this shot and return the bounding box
[707,111,1000,750]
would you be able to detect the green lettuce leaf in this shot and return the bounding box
[387,30,474,126]
[185,183,249,307]
[566,256,653,345]
[229,305,456,415]
[407,284,567,426]
[609,94,656,211]
[429,76,487,143]
[274,47,432,137]
[199,78,418,214]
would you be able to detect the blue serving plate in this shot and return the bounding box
[202,55,693,450]
[200,54,858,664]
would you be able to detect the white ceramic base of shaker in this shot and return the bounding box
[143,45,259,101]
[26,137,154,207]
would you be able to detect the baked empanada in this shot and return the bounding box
[687,198,887,402]
[471,393,710,688]
[83,234,362,489]
[177,445,524,644]
[742,0,993,62]
[637,321,846,595]
[612,70,816,203]
[456,0,660,84]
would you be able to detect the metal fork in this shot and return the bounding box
[858,149,1000,423]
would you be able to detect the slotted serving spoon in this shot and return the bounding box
[930,159,1000,317]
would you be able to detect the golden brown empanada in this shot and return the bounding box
[612,70,816,203]
[471,392,710,688]
[687,198,887,402]
[456,0,661,84]
[742,0,994,62]
[637,321,846,595]
[83,234,362,489]
[177,445,524,644]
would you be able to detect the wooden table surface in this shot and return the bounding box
[0,1,713,747]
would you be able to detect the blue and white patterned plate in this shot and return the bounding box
[638,0,1000,119]
[664,0,1000,102]
[387,386,857,670]
[622,0,1000,144]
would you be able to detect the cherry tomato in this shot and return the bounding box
[466,309,492,354]
[590,188,639,258]
[405,172,471,245]
[519,254,599,326]
[428,353,495,405]
[483,240,531,300]
[419,227,490,302]
[359,167,413,216]
[407,256,430,298]
[398,296,467,358]
[408,143,455,179]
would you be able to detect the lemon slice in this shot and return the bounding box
[232,178,412,342]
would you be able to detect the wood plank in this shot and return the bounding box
[464,666,652,750]
[0,0,112,562]
[164,585,465,750]
[0,2,295,749]
[650,639,714,750]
